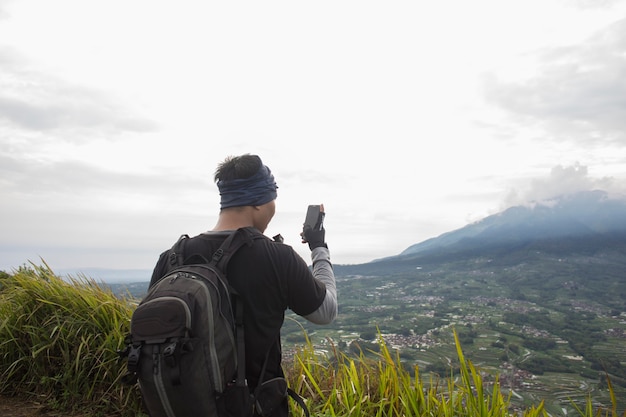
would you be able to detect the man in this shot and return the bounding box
[149,154,337,416]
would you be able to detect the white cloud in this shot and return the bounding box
[503,163,625,207]
[0,47,158,137]
[1,0,626,273]
[483,18,626,145]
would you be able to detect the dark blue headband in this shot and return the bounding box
[217,164,278,209]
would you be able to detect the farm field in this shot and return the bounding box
[278,271,626,415]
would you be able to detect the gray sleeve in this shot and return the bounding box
[303,246,337,325]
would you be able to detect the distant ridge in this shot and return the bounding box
[401,190,626,257]
[334,190,626,276]
[57,268,152,283]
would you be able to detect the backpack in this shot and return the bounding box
[119,227,310,417]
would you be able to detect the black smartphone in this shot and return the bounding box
[304,205,324,230]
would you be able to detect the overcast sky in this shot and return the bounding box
[1,0,626,278]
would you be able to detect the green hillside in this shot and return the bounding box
[289,238,626,415]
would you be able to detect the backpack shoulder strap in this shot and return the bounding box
[210,227,260,272]
[208,227,262,389]
[168,227,261,269]
[168,234,190,267]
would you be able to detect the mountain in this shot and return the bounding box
[402,190,626,256]
[334,190,626,276]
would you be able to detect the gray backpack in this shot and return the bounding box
[121,228,255,417]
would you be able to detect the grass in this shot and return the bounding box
[286,330,520,417]
[0,263,624,417]
[0,263,143,416]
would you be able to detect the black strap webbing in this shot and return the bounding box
[209,228,254,269]
[253,339,311,417]
[208,228,256,388]
[288,388,310,417]
[169,234,189,267]
[233,288,247,387]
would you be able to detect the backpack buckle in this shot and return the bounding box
[126,344,142,372]
[212,248,224,263]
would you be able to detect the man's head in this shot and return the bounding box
[214,154,278,231]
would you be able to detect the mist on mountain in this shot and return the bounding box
[401,190,626,256]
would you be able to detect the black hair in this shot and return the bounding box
[214,154,262,182]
